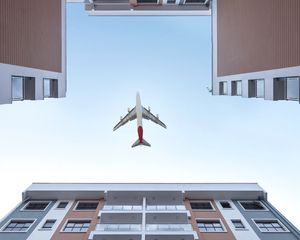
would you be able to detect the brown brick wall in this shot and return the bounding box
[0,0,62,72]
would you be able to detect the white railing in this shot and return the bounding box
[96,224,142,232]
[102,205,143,211]
[146,205,186,211]
[146,224,193,231]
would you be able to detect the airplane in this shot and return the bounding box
[113,92,167,148]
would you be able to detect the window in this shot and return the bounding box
[197,219,225,232]
[57,201,68,209]
[239,201,267,211]
[254,219,288,232]
[63,220,91,232]
[12,76,35,101]
[275,77,300,101]
[185,0,206,3]
[137,0,158,3]
[220,201,232,209]
[41,220,56,230]
[43,78,58,98]
[190,201,214,210]
[231,220,246,230]
[23,201,50,211]
[219,81,228,95]
[167,0,176,3]
[286,77,299,100]
[75,202,98,210]
[248,79,264,98]
[231,80,242,96]
[2,219,35,232]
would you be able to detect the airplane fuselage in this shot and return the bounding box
[136,93,143,143]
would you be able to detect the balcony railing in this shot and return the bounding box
[146,205,186,211]
[146,224,193,231]
[96,224,142,232]
[102,205,143,211]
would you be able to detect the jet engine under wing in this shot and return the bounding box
[142,107,167,129]
[113,107,137,131]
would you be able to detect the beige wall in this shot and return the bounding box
[217,0,300,77]
[51,200,104,240]
[0,0,62,72]
[185,199,236,240]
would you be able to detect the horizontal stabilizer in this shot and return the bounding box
[132,138,151,148]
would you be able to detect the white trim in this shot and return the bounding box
[73,201,99,211]
[20,201,51,212]
[190,200,216,211]
[0,218,37,233]
[238,201,269,212]
[60,218,92,233]
[195,218,227,233]
[252,218,290,233]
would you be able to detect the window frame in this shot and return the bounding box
[196,218,227,233]
[21,201,51,212]
[60,218,92,233]
[190,200,215,211]
[0,218,36,233]
[219,81,228,95]
[252,218,289,233]
[219,201,232,210]
[238,201,268,212]
[73,201,99,211]
[40,219,57,231]
[231,219,247,231]
[56,201,69,209]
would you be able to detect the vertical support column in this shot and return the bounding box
[212,0,219,95]
[142,196,146,240]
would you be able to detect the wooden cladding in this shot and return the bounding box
[217,0,300,77]
[0,0,62,72]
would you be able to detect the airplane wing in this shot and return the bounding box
[113,107,137,131]
[142,107,167,129]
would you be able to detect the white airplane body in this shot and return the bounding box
[113,92,166,147]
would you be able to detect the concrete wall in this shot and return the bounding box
[0,200,56,240]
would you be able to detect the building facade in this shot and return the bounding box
[212,0,300,104]
[0,183,299,240]
[0,0,66,105]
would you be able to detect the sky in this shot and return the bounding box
[0,3,299,229]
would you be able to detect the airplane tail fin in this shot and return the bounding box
[132,138,151,148]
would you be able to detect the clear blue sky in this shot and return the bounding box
[0,4,299,228]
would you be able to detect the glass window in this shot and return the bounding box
[286,77,299,100]
[44,78,58,98]
[44,79,51,98]
[232,220,246,230]
[75,202,98,210]
[3,220,34,232]
[254,220,287,232]
[256,79,265,98]
[220,201,232,209]
[190,202,213,210]
[236,80,242,96]
[220,82,228,95]
[12,76,24,100]
[239,201,266,210]
[57,202,68,209]
[167,0,176,3]
[23,201,50,211]
[197,219,225,232]
[63,220,91,232]
[41,220,56,229]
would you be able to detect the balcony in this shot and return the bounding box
[146,224,193,231]
[102,205,143,211]
[146,205,186,211]
[97,224,142,232]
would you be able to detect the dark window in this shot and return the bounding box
[185,0,206,3]
[255,220,287,232]
[63,220,91,232]
[12,76,36,101]
[240,201,266,210]
[220,201,231,209]
[137,0,157,3]
[3,220,34,232]
[43,78,58,98]
[231,80,242,96]
[232,220,246,230]
[24,201,50,211]
[248,79,264,98]
[197,219,224,232]
[190,202,213,210]
[57,202,68,209]
[42,220,56,229]
[76,202,98,210]
[219,81,228,95]
[167,0,176,3]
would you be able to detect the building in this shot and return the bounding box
[0,0,66,105]
[1,0,299,105]
[212,0,300,103]
[0,183,299,240]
